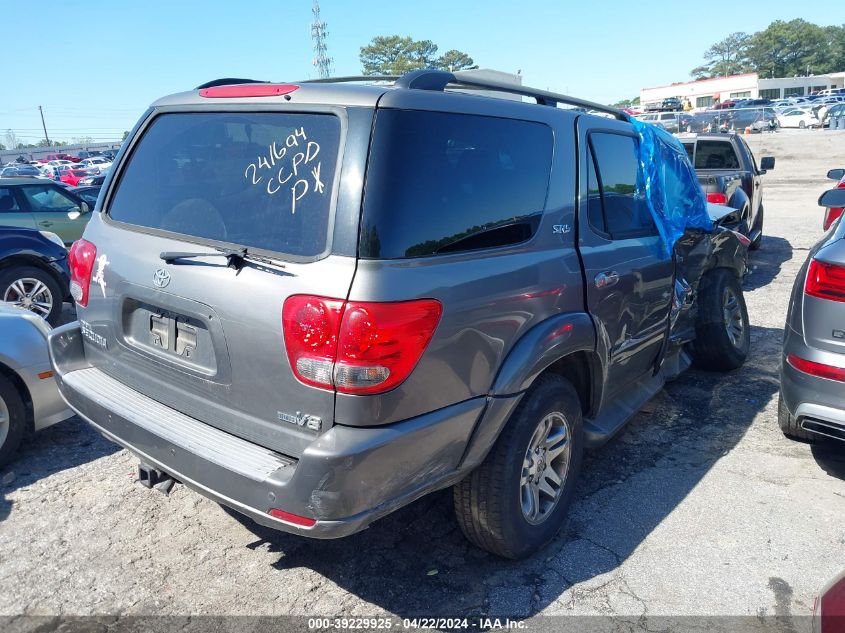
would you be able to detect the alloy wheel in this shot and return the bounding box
[520,411,572,524]
[3,277,54,319]
[722,287,745,349]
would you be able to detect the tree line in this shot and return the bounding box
[691,20,845,80]
[359,35,477,75]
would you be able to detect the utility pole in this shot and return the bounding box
[311,0,333,79]
[38,106,50,147]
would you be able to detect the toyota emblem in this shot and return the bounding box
[153,269,171,288]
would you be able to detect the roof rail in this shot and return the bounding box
[305,70,628,120]
[195,78,266,89]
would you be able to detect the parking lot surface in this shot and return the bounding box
[1,129,844,622]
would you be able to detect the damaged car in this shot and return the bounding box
[49,70,751,558]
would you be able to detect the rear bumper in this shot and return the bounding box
[781,326,845,442]
[48,322,493,538]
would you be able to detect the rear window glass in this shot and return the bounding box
[360,110,552,259]
[108,112,340,257]
[693,140,740,170]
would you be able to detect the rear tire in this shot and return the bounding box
[691,269,750,371]
[453,374,583,559]
[749,206,764,251]
[777,391,815,441]
[0,266,63,326]
[0,374,27,468]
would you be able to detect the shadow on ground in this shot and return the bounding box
[811,442,845,481]
[0,419,118,523]
[744,236,794,291]
[226,325,784,618]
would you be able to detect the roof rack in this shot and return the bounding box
[301,69,629,121]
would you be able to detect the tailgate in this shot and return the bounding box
[75,109,356,458]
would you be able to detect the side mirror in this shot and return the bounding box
[81,201,90,214]
[827,168,845,181]
[818,188,845,208]
[67,210,81,220]
[760,156,775,172]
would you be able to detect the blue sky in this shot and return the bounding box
[1,1,839,144]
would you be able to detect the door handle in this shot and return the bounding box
[38,221,53,227]
[594,271,620,289]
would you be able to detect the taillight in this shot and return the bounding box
[68,239,97,306]
[706,192,728,205]
[282,296,442,395]
[806,259,845,303]
[787,354,845,383]
[199,84,299,98]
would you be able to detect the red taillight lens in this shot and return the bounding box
[706,192,728,205]
[806,259,845,303]
[199,84,299,98]
[282,296,442,395]
[268,508,316,527]
[787,354,845,382]
[68,239,97,306]
[818,574,845,633]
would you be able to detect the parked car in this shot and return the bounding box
[680,133,774,249]
[645,97,682,112]
[57,165,92,187]
[48,70,751,559]
[77,151,102,160]
[0,165,49,179]
[779,185,845,443]
[713,100,737,110]
[78,157,112,173]
[71,185,101,207]
[824,104,845,129]
[778,108,820,128]
[821,168,845,231]
[77,172,107,187]
[0,225,70,325]
[0,178,93,244]
[638,111,683,132]
[0,304,73,465]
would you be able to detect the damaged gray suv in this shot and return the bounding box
[49,70,750,558]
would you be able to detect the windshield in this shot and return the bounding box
[108,112,341,258]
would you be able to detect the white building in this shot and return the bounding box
[641,72,845,109]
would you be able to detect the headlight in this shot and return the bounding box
[39,231,66,249]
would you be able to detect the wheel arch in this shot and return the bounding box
[0,362,34,435]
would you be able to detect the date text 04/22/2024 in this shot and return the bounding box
[307,618,526,630]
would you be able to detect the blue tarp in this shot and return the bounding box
[630,119,713,254]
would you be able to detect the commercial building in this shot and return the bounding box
[641,72,845,109]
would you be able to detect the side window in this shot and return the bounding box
[585,148,606,234]
[0,187,21,213]
[361,111,553,258]
[19,185,80,213]
[588,133,657,239]
[682,142,695,164]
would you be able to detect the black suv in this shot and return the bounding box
[49,70,750,558]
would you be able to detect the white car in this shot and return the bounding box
[777,108,820,129]
[78,157,112,173]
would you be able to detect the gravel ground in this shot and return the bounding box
[1,128,844,623]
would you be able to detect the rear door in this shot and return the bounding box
[576,118,674,392]
[0,186,36,231]
[17,183,87,243]
[79,108,357,457]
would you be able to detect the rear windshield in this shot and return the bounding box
[692,140,740,170]
[360,110,553,259]
[108,112,340,258]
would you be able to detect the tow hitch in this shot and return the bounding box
[138,463,177,495]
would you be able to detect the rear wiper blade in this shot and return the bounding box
[159,248,286,270]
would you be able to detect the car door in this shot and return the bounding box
[576,118,675,394]
[0,186,37,231]
[17,183,87,244]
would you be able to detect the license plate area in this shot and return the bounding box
[122,299,217,375]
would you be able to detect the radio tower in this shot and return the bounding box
[311,0,333,79]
